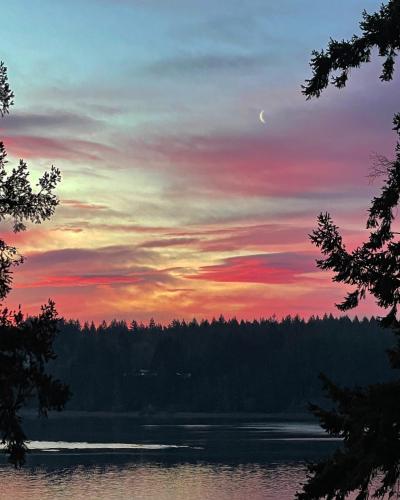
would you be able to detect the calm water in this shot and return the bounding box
[0,417,340,499]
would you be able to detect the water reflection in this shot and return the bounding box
[0,419,340,499]
[0,461,307,500]
[23,442,191,452]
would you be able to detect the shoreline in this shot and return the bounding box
[21,410,313,421]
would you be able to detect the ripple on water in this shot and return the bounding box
[0,461,309,500]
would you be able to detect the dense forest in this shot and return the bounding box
[48,315,396,413]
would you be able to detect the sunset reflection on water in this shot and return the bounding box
[0,461,306,500]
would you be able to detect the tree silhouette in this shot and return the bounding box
[47,315,393,414]
[0,62,69,466]
[296,1,400,498]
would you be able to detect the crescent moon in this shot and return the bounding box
[259,110,266,124]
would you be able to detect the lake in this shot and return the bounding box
[0,415,340,499]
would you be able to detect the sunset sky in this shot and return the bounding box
[1,0,399,323]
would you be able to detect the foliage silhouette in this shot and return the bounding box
[0,62,69,466]
[46,315,394,414]
[296,1,400,498]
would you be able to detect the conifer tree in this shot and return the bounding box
[0,62,69,466]
[296,1,400,498]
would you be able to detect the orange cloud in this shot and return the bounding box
[18,274,141,288]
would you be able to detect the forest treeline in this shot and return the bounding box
[48,315,396,413]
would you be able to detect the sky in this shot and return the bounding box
[0,0,399,323]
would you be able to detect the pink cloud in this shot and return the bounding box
[195,223,310,252]
[188,252,316,284]
[3,135,115,161]
[11,245,177,293]
[118,80,398,200]
[62,199,110,211]
[122,130,375,198]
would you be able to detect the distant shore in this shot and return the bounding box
[22,410,313,421]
